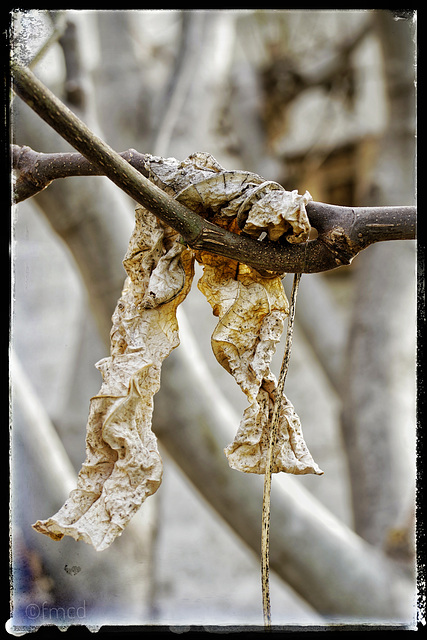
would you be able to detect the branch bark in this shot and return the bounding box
[11,62,416,275]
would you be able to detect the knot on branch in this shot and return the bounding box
[321,226,356,267]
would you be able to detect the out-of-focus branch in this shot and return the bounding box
[94,12,150,152]
[154,311,415,619]
[11,350,77,500]
[287,273,347,393]
[151,11,207,157]
[341,10,416,554]
[57,18,87,109]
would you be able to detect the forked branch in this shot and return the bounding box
[11,61,416,275]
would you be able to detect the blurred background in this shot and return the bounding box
[10,9,417,630]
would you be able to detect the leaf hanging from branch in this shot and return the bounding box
[196,253,322,476]
[139,152,320,476]
[11,61,416,277]
[33,206,195,551]
[142,150,312,245]
[32,150,321,551]
[142,150,320,476]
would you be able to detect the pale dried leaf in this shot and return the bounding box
[243,188,312,243]
[226,392,323,475]
[196,252,322,476]
[33,151,319,552]
[33,207,194,551]
[142,151,312,242]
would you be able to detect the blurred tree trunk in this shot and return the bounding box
[341,11,416,555]
[154,312,415,619]
[93,12,152,152]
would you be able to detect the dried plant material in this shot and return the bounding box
[33,207,194,551]
[196,253,322,476]
[141,151,312,243]
[239,186,312,243]
[227,393,323,475]
[261,272,303,629]
[148,151,318,475]
[33,151,319,552]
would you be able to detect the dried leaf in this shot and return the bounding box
[142,151,312,242]
[241,187,312,243]
[227,389,323,475]
[196,253,322,475]
[33,151,320,552]
[33,207,194,551]
[144,151,319,475]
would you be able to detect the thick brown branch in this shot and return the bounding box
[12,144,416,273]
[11,62,416,274]
[12,145,153,202]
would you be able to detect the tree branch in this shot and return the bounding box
[11,61,416,275]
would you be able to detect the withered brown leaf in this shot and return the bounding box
[33,151,321,551]
[196,253,322,475]
[33,206,194,551]
[142,151,312,243]
[146,151,320,475]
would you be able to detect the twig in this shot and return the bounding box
[261,272,301,629]
[10,62,206,239]
[11,143,416,274]
[11,62,416,275]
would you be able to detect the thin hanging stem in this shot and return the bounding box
[261,272,302,629]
